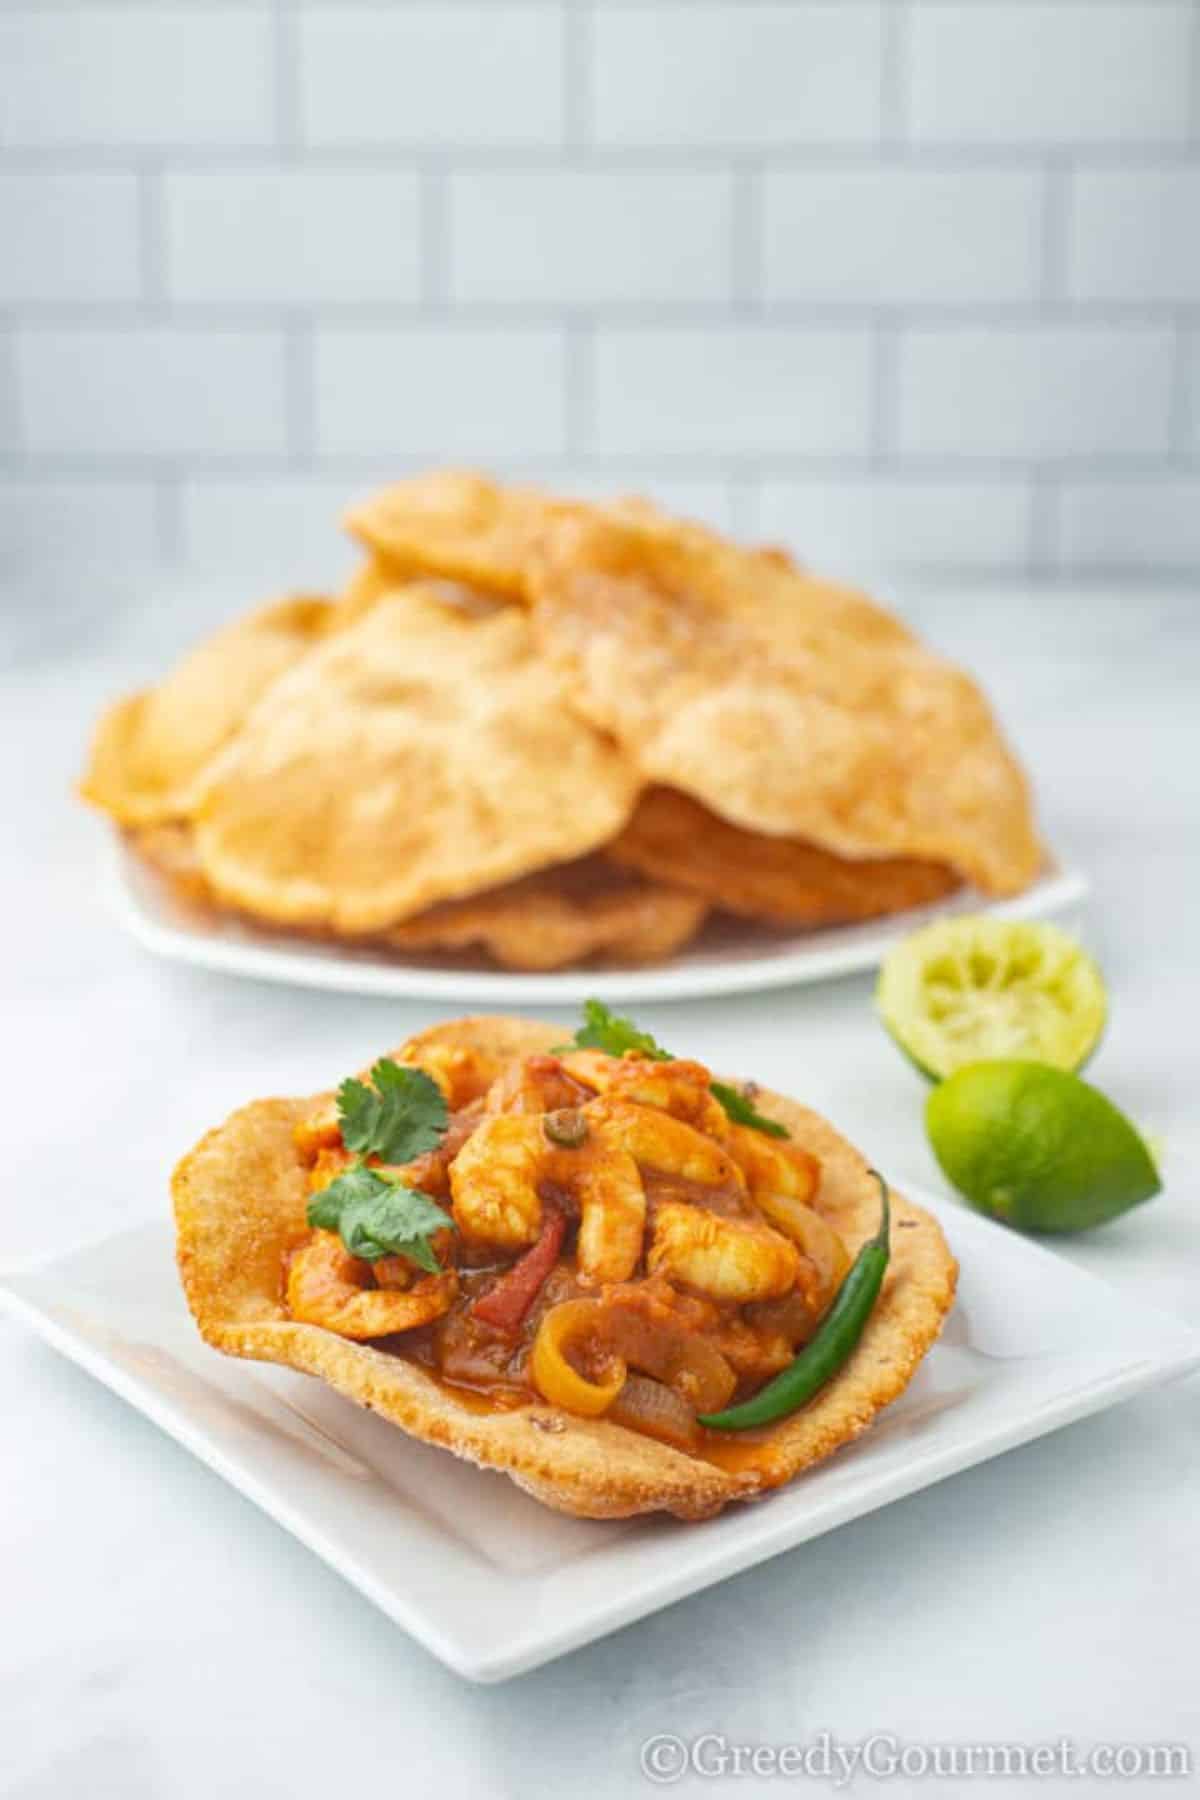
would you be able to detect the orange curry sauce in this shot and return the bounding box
[285,1049,845,1478]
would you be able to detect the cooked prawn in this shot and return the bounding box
[584,1097,745,1191]
[484,1053,592,1117]
[647,1200,800,1302]
[725,1121,820,1204]
[555,1048,620,1092]
[304,1108,480,1203]
[294,1039,496,1159]
[405,1040,508,1110]
[449,1112,646,1284]
[286,1229,458,1339]
[562,1051,730,1138]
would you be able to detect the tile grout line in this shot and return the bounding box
[272,0,304,158]
[0,314,24,460]
[878,0,910,148]
[563,0,593,152]
[136,159,168,314]
[284,316,316,465]
[0,0,1171,8]
[870,314,898,468]
[420,166,450,309]
[4,449,1197,480]
[731,158,763,313]
[1167,316,1194,457]
[1027,470,1060,576]
[1039,157,1071,305]
[564,314,593,460]
[5,302,1200,328]
[9,145,1200,174]
[11,299,1200,333]
[153,468,182,562]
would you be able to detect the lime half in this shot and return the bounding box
[877,917,1107,1081]
[926,1060,1160,1233]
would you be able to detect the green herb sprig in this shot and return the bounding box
[566,1001,789,1139]
[306,1060,454,1272]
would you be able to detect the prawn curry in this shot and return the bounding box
[174,1013,957,1519]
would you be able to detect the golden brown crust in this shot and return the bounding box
[343,469,574,602]
[384,858,707,969]
[128,821,215,911]
[173,1017,957,1520]
[189,592,642,934]
[129,825,705,972]
[609,786,961,926]
[531,510,1043,896]
[80,594,332,829]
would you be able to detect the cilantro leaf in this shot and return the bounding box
[709,1080,789,1139]
[567,1000,789,1138]
[334,1077,382,1157]
[336,1059,448,1165]
[570,1000,672,1062]
[307,1164,452,1274]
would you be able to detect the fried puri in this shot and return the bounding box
[383,856,706,969]
[82,470,1045,967]
[531,508,1042,896]
[133,821,706,973]
[173,1016,957,1520]
[80,593,332,828]
[609,787,961,927]
[189,589,641,935]
[343,468,573,601]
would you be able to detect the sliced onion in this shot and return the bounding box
[603,1308,736,1414]
[530,1295,737,1422]
[530,1299,626,1417]
[754,1190,850,1302]
[608,1374,699,1450]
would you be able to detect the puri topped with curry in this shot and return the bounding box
[174,1011,957,1518]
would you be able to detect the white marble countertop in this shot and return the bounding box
[2,575,1198,1800]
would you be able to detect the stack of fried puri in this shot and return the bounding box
[80,470,1043,971]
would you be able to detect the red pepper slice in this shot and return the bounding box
[472,1207,567,1332]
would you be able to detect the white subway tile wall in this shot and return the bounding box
[299,8,566,147]
[312,325,569,456]
[1,1,1198,581]
[448,170,737,306]
[164,170,425,305]
[19,326,291,458]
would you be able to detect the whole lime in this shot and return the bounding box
[926,1059,1160,1233]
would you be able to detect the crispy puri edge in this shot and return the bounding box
[172,1018,956,1521]
[79,690,172,827]
[187,601,645,937]
[130,823,705,972]
[79,594,336,830]
[530,515,1043,899]
[606,792,963,927]
[341,472,573,603]
[386,874,708,970]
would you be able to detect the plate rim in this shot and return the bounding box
[106,839,1092,1006]
[4,1194,1197,1683]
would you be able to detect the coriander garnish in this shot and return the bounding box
[307,1059,454,1271]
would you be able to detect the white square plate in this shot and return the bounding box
[4,1195,1195,1682]
[108,840,1089,1005]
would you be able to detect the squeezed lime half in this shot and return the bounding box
[926,1059,1160,1234]
[877,917,1107,1081]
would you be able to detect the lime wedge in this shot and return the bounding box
[877,917,1107,1081]
[926,1060,1160,1233]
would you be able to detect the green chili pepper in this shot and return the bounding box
[698,1172,891,1431]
